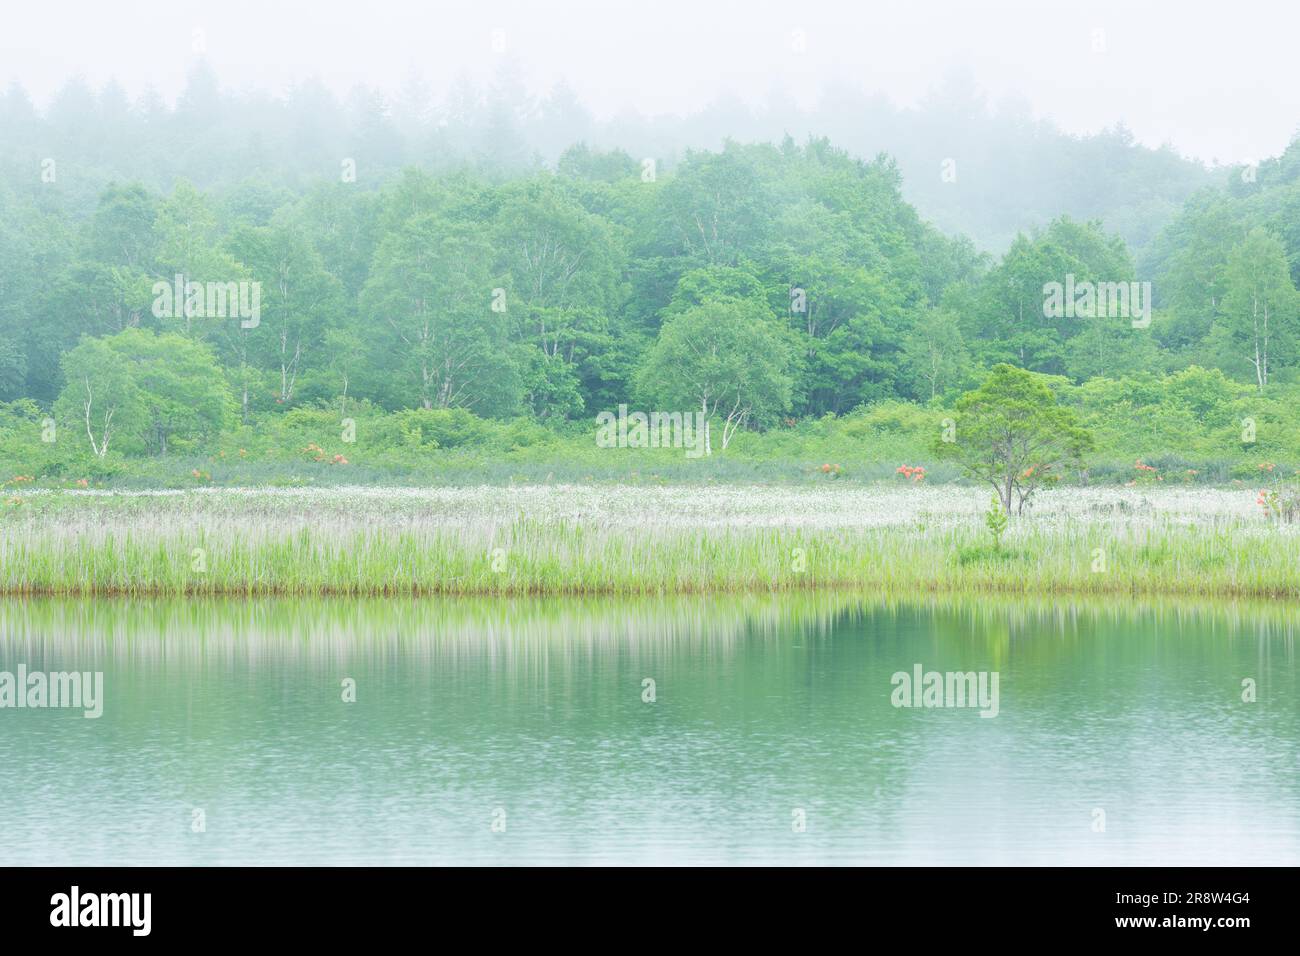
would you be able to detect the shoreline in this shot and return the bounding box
[2,484,1296,601]
[2,579,1300,600]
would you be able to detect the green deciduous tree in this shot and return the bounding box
[636,297,793,452]
[1217,228,1298,391]
[362,214,519,414]
[54,336,141,458]
[493,175,624,419]
[55,329,232,456]
[936,363,1093,514]
[227,223,345,409]
[902,307,969,401]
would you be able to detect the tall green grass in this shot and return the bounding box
[0,488,1296,599]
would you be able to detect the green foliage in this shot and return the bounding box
[5,488,1299,599]
[0,102,1298,485]
[936,364,1094,513]
[636,296,795,450]
[984,493,1008,549]
[1217,228,1298,390]
[53,328,232,457]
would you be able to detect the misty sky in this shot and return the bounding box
[3,0,1296,165]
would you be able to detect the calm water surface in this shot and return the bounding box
[1,594,1296,865]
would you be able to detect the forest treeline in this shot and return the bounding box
[1,65,1299,479]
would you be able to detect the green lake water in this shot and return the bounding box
[1,594,1296,865]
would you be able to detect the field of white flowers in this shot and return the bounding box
[15,482,1277,528]
[1,483,1295,597]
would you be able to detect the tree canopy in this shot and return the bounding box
[935,364,1094,514]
